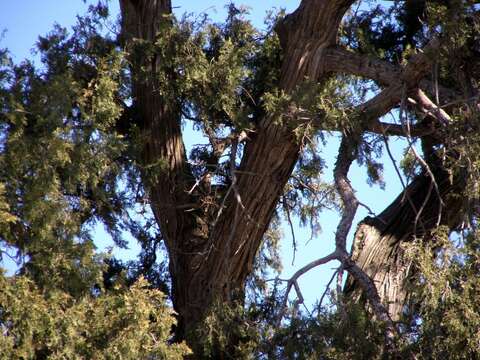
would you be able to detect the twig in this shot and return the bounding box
[223,136,244,300]
[400,86,444,230]
[414,181,434,236]
[282,196,298,266]
[276,251,338,326]
[381,128,424,232]
[212,133,250,228]
[358,200,381,219]
[439,94,480,109]
[318,268,339,309]
[336,265,344,297]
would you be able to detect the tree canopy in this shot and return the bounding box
[1,0,480,359]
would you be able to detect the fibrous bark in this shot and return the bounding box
[119,0,356,350]
[118,0,477,356]
[344,164,465,320]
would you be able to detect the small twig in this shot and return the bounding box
[212,133,249,228]
[282,196,297,266]
[439,94,479,109]
[318,268,339,309]
[224,136,243,300]
[409,142,444,228]
[0,248,20,265]
[413,180,434,237]
[212,185,233,227]
[434,62,440,107]
[400,86,444,230]
[276,251,338,326]
[381,128,424,232]
[187,173,207,195]
[358,200,382,220]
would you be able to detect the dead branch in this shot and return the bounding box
[334,134,397,350]
[381,132,426,232]
[277,134,397,351]
[291,105,435,138]
[276,251,338,326]
[411,88,452,126]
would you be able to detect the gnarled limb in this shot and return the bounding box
[278,135,398,353]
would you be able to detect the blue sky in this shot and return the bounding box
[0,0,407,309]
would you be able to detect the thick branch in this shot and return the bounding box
[289,107,435,138]
[120,1,212,344]
[324,46,399,86]
[334,136,359,249]
[324,45,459,107]
[353,38,440,124]
[277,0,356,91]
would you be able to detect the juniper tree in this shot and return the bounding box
[1,0,480,358]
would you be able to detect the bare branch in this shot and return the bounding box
[319,268,339,309]
[399,91,445,230]
[381,132,425,232]
[366,120,435,138]
[276,251,338,325]
[278,134,398,347]
[340,253,397,345]
[334,135,359,250]
[411,88,452,126]
[334,134,397,349]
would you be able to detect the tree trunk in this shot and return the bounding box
[344,163,465,320]
[119,0,355,353]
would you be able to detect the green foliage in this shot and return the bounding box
[1,1,480,359]
[403,228,480,358]
[400,147,419,180]
[0,275,190,359]
[357,134,386,189]
[195,300,259,359]
[275,304,384,360]
[284,147,338,240]
[263,76,355,136]
[242,291,386,360]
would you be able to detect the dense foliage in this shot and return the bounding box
[1,0,480,358]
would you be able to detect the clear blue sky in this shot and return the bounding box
[0,0,407,309]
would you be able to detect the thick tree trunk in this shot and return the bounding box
[119,0,355,353]
[344,164,465,320]
[119,0,210,341]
